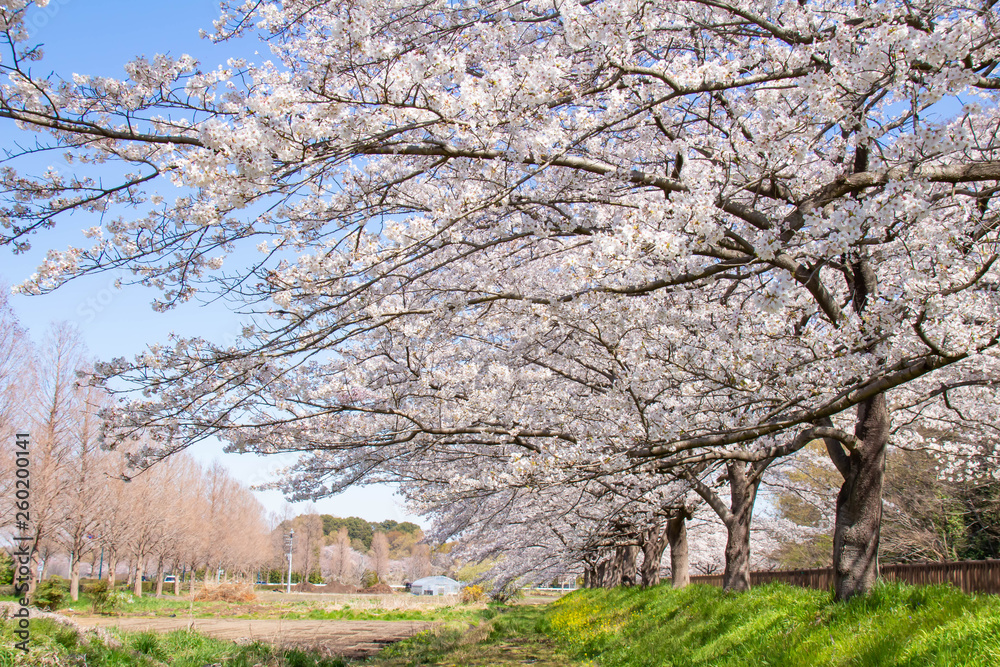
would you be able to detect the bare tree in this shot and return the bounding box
[170,457,209,595]
[406,543,432,582]
[219,481,271,581]
[147,456,200,596]
[23,324,86,592]
[56,383,109,600]
[369,532,390,583]
[0,290,28,531]
[96,468,137,588]
[291,513,324,583]
[326,528,355,584]
[122,461,173,597]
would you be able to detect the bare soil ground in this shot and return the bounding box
[75,616,437,659]
[253,590,462,610]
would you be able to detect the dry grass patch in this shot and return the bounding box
[194,583,257,603]
[258,591,461,612]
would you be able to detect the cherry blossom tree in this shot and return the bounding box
[394,440,712,591]
[2,0,999,601]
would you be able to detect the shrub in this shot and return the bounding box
[33,576,68,611]
[360,569,381,588]
[87,579,131,614]
[0,551,13,586]
[489,582,525,604]
[460,584,486,603]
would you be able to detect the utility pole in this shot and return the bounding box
[286,529,295,594]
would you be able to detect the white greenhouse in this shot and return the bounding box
[409,575,462,596]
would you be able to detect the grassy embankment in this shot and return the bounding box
[550,581,1000,666]
[373,581,1000,667]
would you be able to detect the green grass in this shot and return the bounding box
[0,594,496,665]
[366,606,587,666]
[7,582,994,666]
[545,581,1000,667]
[0,590,204,617]
[0,617,346,666]
[292,605,481,623]
[0,593,477,622]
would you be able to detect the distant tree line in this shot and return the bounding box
[263,512,429,586]
[315,515,420,551]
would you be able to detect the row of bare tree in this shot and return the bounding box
[0,294,273,600]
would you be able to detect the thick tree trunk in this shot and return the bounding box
[27,552,40,595]
[582,563,593,589]
[639,523,669,587]
[721,463,760,593]
[155,556,165,597]
[69,558,81,601]
[107,555,117,587]
[829,256,889,601]
[832,394,889,600]
[688,461,767,593]
[667,511,690,589]
[722,516,752,592]
[600,553,617,588]
[620,545,639,586]
[133,560,144,597]
[174,569,182,596]
[593,558,606,587]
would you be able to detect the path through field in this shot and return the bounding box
[76,616,437,659]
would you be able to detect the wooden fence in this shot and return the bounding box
[688,559,1000,595]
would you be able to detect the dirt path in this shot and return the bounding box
[75,616,436,659]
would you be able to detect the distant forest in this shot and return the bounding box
[319,516,421,550]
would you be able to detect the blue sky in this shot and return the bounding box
[1,1,423,526]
